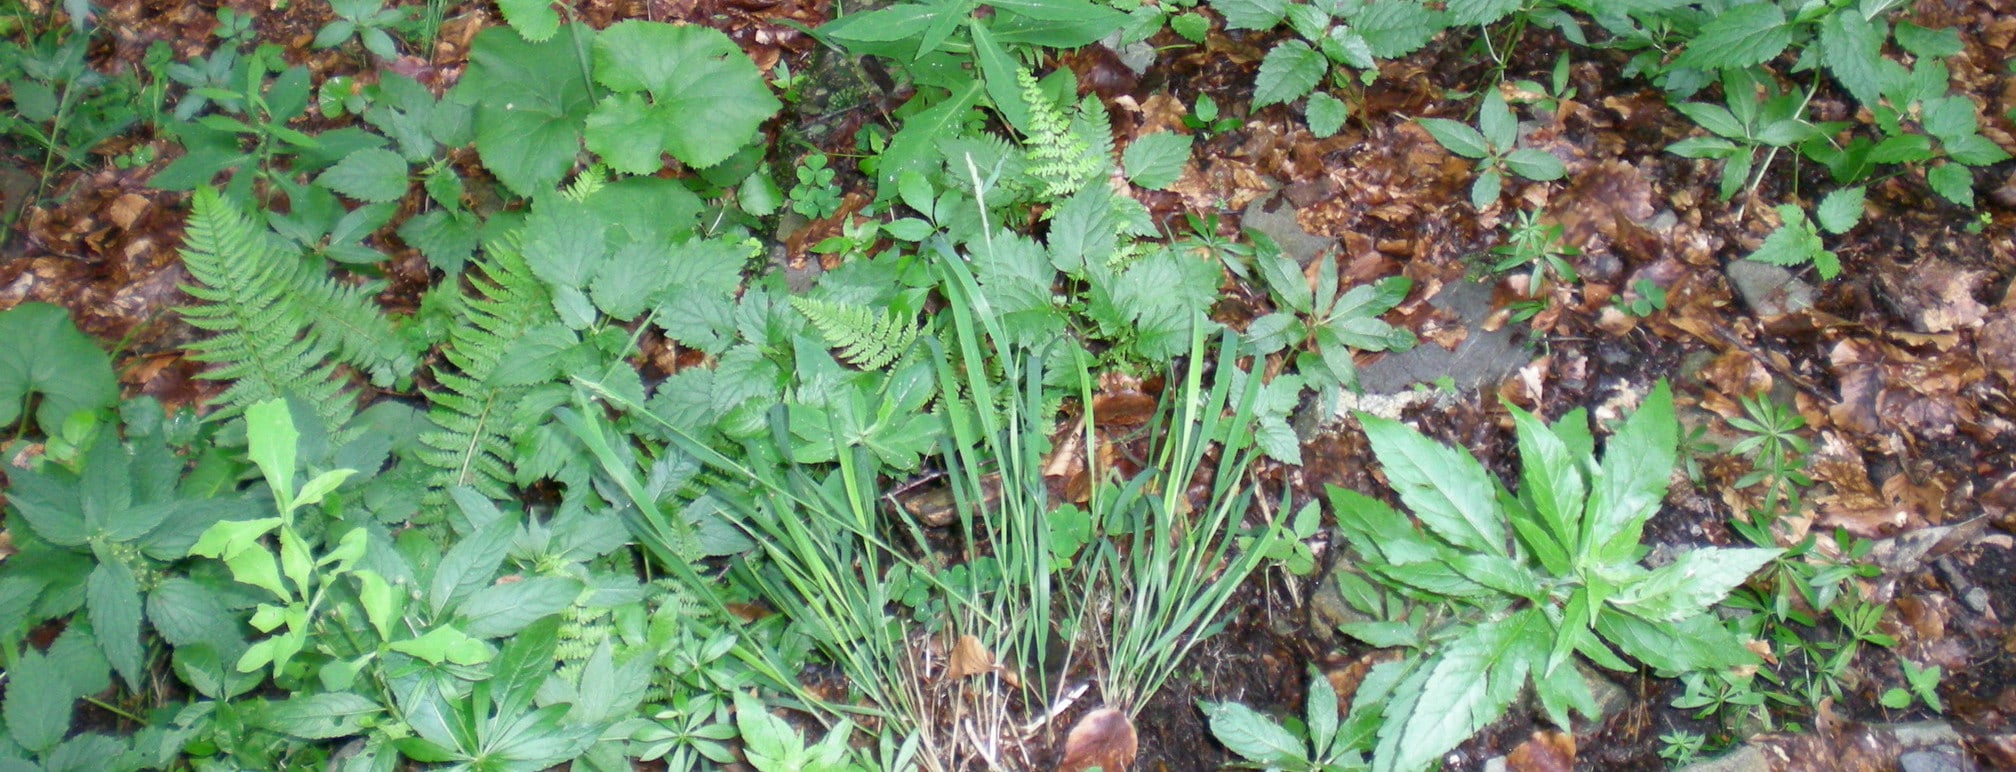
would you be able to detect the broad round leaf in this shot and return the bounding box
[589,21,782,170]
[0,302,117,433]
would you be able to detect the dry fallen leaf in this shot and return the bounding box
[945,634,995,681]
[1056,707,1136,772]
[1505,730,1576,772]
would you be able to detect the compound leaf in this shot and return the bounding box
[1815,186,1865,234]
[1357,413,1507,556]
[87,560,146,690]
[1671,3,1791,71]
[1253,40,1325,109]
[1306,92,1348,138]
[1122,130,1191,190]
[315,148,409,203]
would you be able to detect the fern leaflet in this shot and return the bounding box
[790,296,921,370]
[417,232,556,499]
[177,188,407,431]
[1019,68,1101,201]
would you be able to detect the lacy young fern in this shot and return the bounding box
[789,296,921,371]
[1018,68,1100,201]
[177,187,413,431]
[416,233,556,499]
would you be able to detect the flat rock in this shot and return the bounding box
[1356,281,1530,395]
[1726,260,1815,317]
[1240,191,1334,268]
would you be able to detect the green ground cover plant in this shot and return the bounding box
[2,0,1936,767]
[1321,384,1781,770]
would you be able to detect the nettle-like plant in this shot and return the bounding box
[1325,382,1783,771]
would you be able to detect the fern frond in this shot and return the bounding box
[177,187,367,431]
[564,165,608,201]
[790,296,920,371]
[1018,68,1099,201]
[416,233,556,499]
[291,277,416,387]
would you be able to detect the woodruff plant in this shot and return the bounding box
[1325,383,1782,771]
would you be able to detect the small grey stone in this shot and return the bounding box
[1240,192,1335,268]
[1481,756,1509,772]
[1100,35,1157,75]
[1355,281,1531,396]
[1677,744,1771,772]
[1898,748,1971,772]
[1888,721,1963,749]
[1573,660,1629,726]
[1726,260,1815,317]
[1646,210,1679,233]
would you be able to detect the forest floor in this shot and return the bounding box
[4,0,2016,769]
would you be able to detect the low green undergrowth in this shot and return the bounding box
[0,0,1925,768]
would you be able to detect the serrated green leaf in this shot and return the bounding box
[1664,136,1738,159]
[147,577,235,649]
[1213,0,1286,30]
[1358,413,1506,556]
[1123,131,1191,190]
[1171,11,1209,42]
[1447,0,1517,26]
[0,303,117,433]
[316,148,408,203]
[1815,186,1865,234]
[1253,40,1326,108]
[1471,169,1502,210]
[1894,21,1962,59]
[257,692,382,740]
[1479,89,1515,150]
[1612,546,1783,622]
[456,25,597,196]
[1818,11,1891,109]
[1672,101,1745,140]
[1323,26,1377,69]
[1419,118,1489,159]
[591,243,676,320]
[1382,611,1540,772]
[3,650,73,752]
[1581,381,1677,562]
[1926,163,1973,208]
[1502,148,1565,181]
[498,0,560,41]
[1744,204,1838,279]
[1671,3,1790,71]
[1306,92,1348,137]
[454,576,579,638]
[1869,133,1934,164]
[586,21,782,171]
[1946,134,2013,166]
[1919,96,1977,146]
[87,560,146,690]
[1594,612,1756,673]
[1201,700,1304,764]
[1353,0,1442,59]
[397,210,478,274]
[522,195,609,290]
[1509,404,1585,555]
